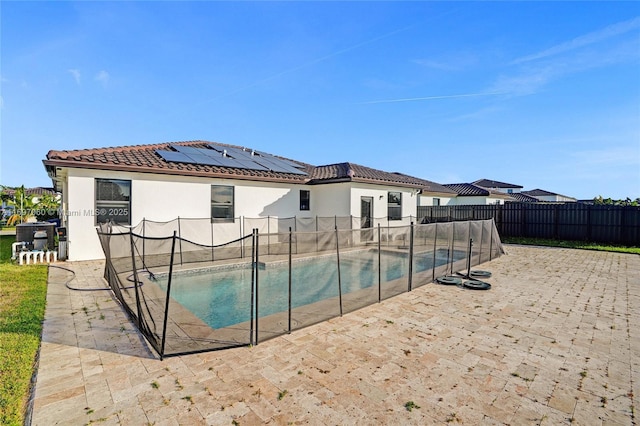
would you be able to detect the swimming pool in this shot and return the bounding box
[155,248,459,330]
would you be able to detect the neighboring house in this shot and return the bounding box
[43,140,453,261]
[522,189,577,203]
[387,172,457,206]
[443,183,514,205]
[472,178,523,194]
[507,192,540,203]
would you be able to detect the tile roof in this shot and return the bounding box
[472,178,523,189]
[444,183,489,196]
[444,183,513,198]
[44,140,314,184]
[522,188,557,196]
[43,141,454,193]
[1,187,58,197]
[522,189,576,201]
[508,192,541,202]
[309,163,456,194]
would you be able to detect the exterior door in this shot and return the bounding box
[361,196,373,241]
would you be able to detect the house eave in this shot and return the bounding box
[42,159,311,185]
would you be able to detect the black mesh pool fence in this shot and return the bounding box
[96,218,504,359]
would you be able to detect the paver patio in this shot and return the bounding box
[30,245,639,425]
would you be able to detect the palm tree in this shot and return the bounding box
[2,186,35,226]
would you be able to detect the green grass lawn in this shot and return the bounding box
[0,235,48,426]
[502,236,640,255]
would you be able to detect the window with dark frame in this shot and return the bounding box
[433,198,441,206]
[387,191,402,220]
[95,178,131,225]
[211,185,234,222]
[300,190,310,211]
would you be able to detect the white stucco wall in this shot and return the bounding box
[450,196,510,205]
[308,183,351,218]
[62,169,312,260]
[534,195,576,202]
[350,183,418,227]
[65,173,102,261]
[418,195,457,206]
[60,168,434,260]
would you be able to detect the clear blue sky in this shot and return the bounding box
[2,1,639,200]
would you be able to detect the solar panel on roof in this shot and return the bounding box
[206,144,226,153]
[170,145,205,155]
[220,146,249,158]
[252,155,306,174]
[224,145,307,174]
[254,150,303,168]
[235,159,271,170]
[212,155,265,171]
[158,144,307,175]
[183,153,226,166]
[254,159,307,175]
[156,150,194,164]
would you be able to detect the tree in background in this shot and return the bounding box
[0,185,61,225]
[593,196,640,207]
[1,186,34,225]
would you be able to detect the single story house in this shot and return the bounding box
[522,189,577,203]
[442,183,514,205]
[506,192,541,203]
[472,178,523,194]
[43,140,454,261]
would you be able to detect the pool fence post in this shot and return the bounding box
[255,229,260,345]
[377,223,381,303]
[335,226,343,316]
[211,218,215,262]
[408,222,414,292]
[432,222,437,283]
[142,218,146,267]
[294,217,298,255]
[288,227,292,334]
[467,220,472,271]
[464,238,473,279]
[159,231,178,361]
[267,216,271,256]
[242,216,246,258]
[489,219,494,261]
[250,229,256,347]
[448,222,454,276]
[177,217,183,265]
[315,215,319,253]
[478,219,485,265]
[128,229,143,332]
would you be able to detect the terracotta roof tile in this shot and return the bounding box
[508,192,540,202]
[309,162,456,194]
[444,183,490,196]
[472,178,523,189]
[45,140,312,183]
[522,188,556,196]
[444,183,513,198]
[44,140,451,192]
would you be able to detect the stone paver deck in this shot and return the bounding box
[30,245,639,425]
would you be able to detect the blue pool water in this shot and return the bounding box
[157,249,453,329]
